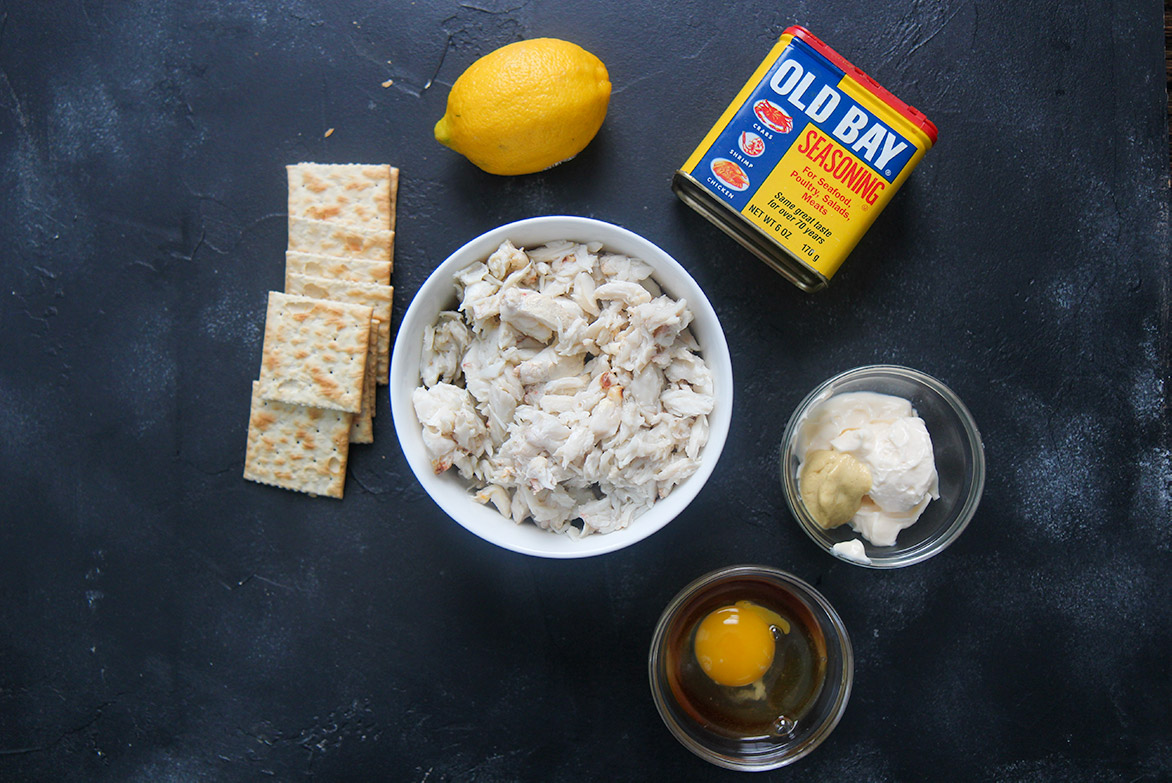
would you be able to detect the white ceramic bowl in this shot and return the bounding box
[390,216,733,558]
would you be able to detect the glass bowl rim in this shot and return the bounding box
[779,364,986,569]
[647,564,854,770]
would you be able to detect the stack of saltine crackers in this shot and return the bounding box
[244,163,399,499]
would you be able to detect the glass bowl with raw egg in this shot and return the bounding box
[648,565,853,770]
[780,365,986,569]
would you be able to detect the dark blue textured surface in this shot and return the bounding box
[0,1,1168,780]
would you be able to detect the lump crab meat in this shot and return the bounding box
[414,240,714,537]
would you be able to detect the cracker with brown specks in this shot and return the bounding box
[287,163,398,234]
[285,250,392,287]
[256,292,372,413]
[386,165,399,231]
[284,272,394,386]
[287,217,394,264]
[243,382,352,498]
[349,316,377,443]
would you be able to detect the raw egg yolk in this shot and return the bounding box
[693,601,777,687]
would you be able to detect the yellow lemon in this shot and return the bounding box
[434,38,611,176]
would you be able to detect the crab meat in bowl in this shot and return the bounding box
[412,239,715,537]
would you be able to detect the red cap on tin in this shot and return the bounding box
[785,25,938,145]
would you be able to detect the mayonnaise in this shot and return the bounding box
[797,391,939,546]
[831,539,872,565]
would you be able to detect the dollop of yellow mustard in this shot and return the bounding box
[799,450,873,529]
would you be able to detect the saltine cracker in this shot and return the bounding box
[285,250,391,287]
[287,163,398,233]
[349,327,376,443]
[243,382,352,499]
[256,292,372,413]
[284,273,394,386]
[287,217,393,264]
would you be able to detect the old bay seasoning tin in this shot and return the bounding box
[673,26,938,291]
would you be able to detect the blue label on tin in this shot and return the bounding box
[689,37,918,213]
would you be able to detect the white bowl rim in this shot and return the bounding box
[390,215,734,558]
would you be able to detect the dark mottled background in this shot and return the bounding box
[1,1,1168,780]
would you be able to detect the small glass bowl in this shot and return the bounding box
[648,566,853,771]
[780,365,986,569]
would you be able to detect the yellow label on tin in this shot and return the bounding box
[742,126,890,275]
[681,31,933,281]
